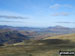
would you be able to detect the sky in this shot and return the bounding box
[0,0,75,27]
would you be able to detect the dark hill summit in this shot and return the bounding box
[0,30,31,45]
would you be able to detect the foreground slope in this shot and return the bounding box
[0,33,75,56]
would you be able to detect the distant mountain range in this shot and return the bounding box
[0,25,75,36]
[0,25,43,31]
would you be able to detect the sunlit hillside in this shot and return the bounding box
[44,33,75,42]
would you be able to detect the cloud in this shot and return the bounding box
[51,13,59,16]
[50,4,61,9]
[50,4,73,9]
[64,4,73,8]
[0,15,28,19]
[61,12,70,16]
[56,22,75,24]
[0,20,25,23]
[52,12,70,16]
[0,10,29,19]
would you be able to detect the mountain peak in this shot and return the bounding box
[55,25,66,28]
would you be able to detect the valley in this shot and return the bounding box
[0,25,75,56]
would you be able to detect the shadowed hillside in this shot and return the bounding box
[0,30,31,45]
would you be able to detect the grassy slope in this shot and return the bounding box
[44,33,75,42]
[0,33,75,56]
